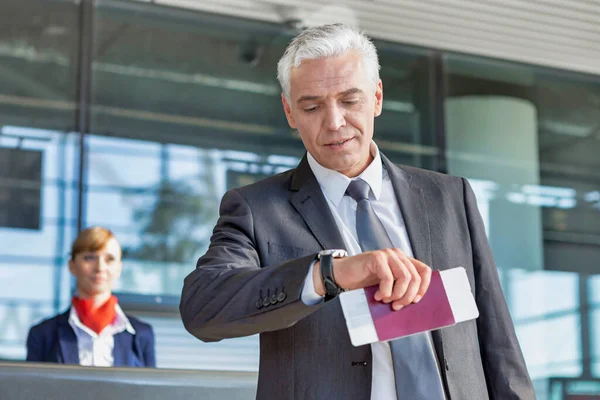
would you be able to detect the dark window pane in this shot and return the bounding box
[0,148,42,229]
[0,0,79,131]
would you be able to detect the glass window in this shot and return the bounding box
[0,128,80,359]
[0,0,79,132]
[444,53,600,386]
[0,0,80,361]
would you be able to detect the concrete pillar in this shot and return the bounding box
[445,96,543,271]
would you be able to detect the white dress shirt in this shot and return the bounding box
[301,142,441,400]
[68,303,136,367]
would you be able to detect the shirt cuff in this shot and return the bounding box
[301,260,324,305]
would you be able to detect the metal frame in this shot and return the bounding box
[75,0,95,233]
[53,0,95,314]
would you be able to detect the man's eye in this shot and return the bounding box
[303,106,318,113]
[343,99,359,105]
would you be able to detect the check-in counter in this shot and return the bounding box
[0,362,257,400]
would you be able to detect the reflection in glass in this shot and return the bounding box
[0,0,79,131]
[0,0,80,361]
[0,128,80,360]
[444,54,600,391]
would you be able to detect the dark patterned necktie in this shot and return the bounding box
[346,179,445,400]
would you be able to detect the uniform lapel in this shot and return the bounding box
[113,330,133,367]
[57,310,79,364]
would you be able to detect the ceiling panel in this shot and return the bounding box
[144,0,600,77]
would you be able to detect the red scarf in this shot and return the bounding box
[72,295,118,334]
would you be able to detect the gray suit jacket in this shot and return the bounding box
[180,154,535,400]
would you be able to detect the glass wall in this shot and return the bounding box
[0,0,598,398]
[444,54,600,396]
[0,0,80,360]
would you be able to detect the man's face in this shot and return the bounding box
[282,51,383,177]
[68,237,122,297]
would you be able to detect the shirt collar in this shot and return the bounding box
[307,141,383,207]
[114,304,136,335]
[69,303,136,337]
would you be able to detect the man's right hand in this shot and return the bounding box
[313,249,432,310]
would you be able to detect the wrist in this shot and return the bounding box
[317,249,348,300]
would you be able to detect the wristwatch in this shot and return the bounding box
[317,249,348,301]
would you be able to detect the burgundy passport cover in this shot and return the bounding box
[364,270,455,341]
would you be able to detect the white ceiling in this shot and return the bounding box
[140,0,600,77]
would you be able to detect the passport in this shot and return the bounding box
[339,266,479,346]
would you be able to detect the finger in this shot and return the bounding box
[385,251,411,303]
[380,249,411,303]
[410,257,432,302]
[391,256,420,309]
[374,252,394,301]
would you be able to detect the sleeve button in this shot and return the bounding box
[262,296,271,307]
[277,292,287,302]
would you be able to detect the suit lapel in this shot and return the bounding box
[382,155,448,384]
[57,310,79,364]
[289,155,346,251]
[382,155,433,267]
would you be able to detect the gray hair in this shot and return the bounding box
[277,23,380,102]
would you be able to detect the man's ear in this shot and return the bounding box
[282,93,297,129]
[68,259,75,274]
[374,80,383,117]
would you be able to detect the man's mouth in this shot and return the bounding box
[326,138,352,147]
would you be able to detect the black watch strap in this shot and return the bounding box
[319,253,342,301]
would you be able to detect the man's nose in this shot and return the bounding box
[323,104,346,131]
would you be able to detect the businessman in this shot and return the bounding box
[180,23,535,399]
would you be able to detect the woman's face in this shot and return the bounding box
[68,237,122,297]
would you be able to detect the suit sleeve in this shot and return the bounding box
[462,178,536,399]
[26,326,44,362]
[143,325,156,368]
[180,188,323,342]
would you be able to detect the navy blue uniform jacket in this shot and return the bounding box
[26,309,156,367]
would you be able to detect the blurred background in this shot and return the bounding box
[0,0,599,399]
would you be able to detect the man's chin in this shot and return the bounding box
[329,160,367,177]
